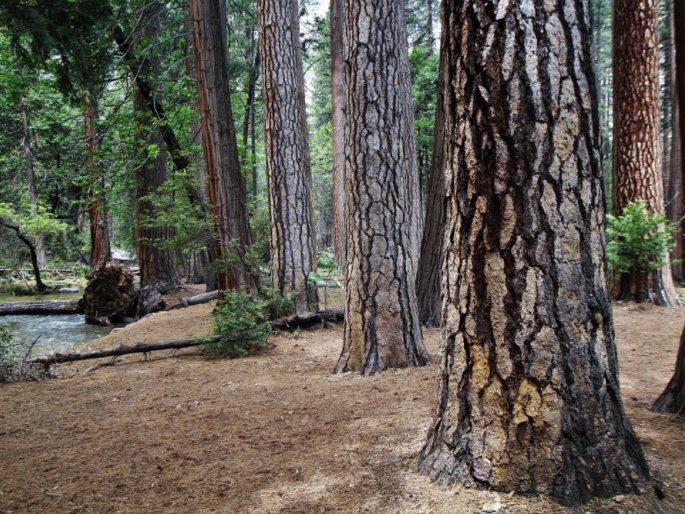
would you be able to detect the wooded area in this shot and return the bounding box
[1,0,685,509]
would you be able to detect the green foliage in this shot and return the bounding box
[316,250,337,272]
[0,327,18,382]
[201,288,293,358]
[606,200,675,275]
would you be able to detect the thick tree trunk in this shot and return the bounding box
[335,0,427,374]
[20,101,46,269]
[330,0,346,272]
[416,5,447,328]
[612,0,680,306]
[652,322,685,415]
[190,0,254,293]
[258,0,319,313]
[132,0,181,317]
[419,0,649,506]
[84,96,111,268]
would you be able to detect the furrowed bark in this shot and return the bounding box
[258,0,319,313]
[335,0,427,374]
[132,0,181,317]
[652,322,685,415]
[419,0,649,506]
[612,0,680,306]
[190,0,254,293]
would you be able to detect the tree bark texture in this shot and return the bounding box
[84,96,111,268]
[416,2,447,328]
[652,321,685,415]
[20,100,47,269]
[675,0,685,281]
[335,0,427,374]
[190,0,254,293]
[612,0,680,306]
[330,0,346,272]
[258,0,319,313]
[133,0,181,317]
[418,0,649,506]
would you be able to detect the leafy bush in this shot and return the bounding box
[606,200,675,275]
[201,288,293,358]
[317,250,337,272]
[0,327,18,382]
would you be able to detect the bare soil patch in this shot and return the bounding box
[1,301,684,513]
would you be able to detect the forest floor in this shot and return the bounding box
[1,287,684,513]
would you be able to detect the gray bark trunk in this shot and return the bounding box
[258,0,319,313]
[335,0,427,374]
[419,0,649,506]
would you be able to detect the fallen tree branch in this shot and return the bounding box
[177,290,218,307]
[0,300,82,316]
[28,310,345,367]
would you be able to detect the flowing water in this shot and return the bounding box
[0,294,113,357]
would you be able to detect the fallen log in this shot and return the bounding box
[28,310,345,366]
[0,300,82,316]
[28,336,219,366]
[178,290,218,307]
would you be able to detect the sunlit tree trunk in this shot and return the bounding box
[612,0,680,305]
[335,0,427,374]
[419,0,649,505]
[133,0,181,316]
[258,0,318,312]
[84,95,111,269]
[673,0,685,281]
[190,0,254,293]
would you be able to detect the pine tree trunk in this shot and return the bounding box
[652,321,685,415]
[84,95,111,268]
[330,0,346,272]
[675,0,685,282]
[335,0,427,374]
[20,101,47,269]
[416,3,447,328]
[612,0,680,306]
[190,0,254,293]
[419,1,649,506]
[258,0,318,313]
[133,0,181,316]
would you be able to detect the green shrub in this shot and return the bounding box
[201,288,293,358]
[0,327,18,382]
[317,250,337,272]
[606,200,675,275]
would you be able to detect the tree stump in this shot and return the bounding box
[82,262,138,325]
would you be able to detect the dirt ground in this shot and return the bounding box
[1,297,685,513]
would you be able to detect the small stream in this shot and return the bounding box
[0,294,113,357]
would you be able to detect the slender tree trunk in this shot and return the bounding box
[652,321,685,415]
[242,33,260,201]
[84,95,111,268]
[0,220,47,293]
[330,0,346,272]
[335,0,427,374]
[258,0,318,313]
[612,0,680,306]
[675,0,685,282]
[419,0,649,506]
[190,0,254,293]
[133,0,181,316]
[416,2,447,327]
[19,101,47,269]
